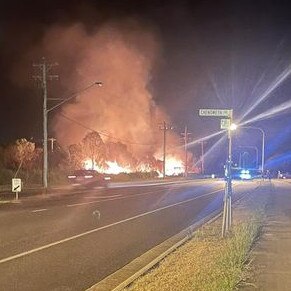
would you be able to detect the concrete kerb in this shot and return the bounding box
[86,211,222,291]
[87,188,251,291]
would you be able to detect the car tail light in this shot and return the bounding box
[84,175,93,179]
[68,175,76,179]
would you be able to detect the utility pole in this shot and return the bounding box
[181,126,191,177]
[48,137,57,152]
[200,140,206,174]
[33,57,58,190]
[159,121,173,178]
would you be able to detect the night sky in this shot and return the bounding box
[1,0,291,172]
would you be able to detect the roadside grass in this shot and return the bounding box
[125,192,268,291]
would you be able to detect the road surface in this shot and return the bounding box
[0,179,265,290]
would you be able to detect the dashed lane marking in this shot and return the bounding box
[0,188,223,265]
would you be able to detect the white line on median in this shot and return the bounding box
[0,188,223,265]
[31,209,48,213]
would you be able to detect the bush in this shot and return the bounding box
[49,169,69,186]
[0,168,14,184]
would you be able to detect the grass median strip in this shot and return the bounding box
[125,191,269,291]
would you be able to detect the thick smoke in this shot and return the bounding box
[35,21,182,161]
[7,18,190,173]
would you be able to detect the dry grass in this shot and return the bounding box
[125,193,268,291]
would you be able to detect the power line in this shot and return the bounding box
[59,113,157,146]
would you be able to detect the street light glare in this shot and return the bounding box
[230,123,237,131]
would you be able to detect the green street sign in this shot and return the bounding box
[221,119,231,129]
[199,109,232,117]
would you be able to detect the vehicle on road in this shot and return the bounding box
[278,171,291,179]
[231,168,261,180]
[67,169,110,188]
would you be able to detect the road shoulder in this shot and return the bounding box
[242,181,291,290]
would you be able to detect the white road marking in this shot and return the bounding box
[109,179,206,188]
[0,188,223,265]
[67,200,101,207]
[67,184,224,207]
[84,195,122,199]
[31,209,48,213]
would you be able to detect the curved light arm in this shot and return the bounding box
[47,81,102,113]
[240,126,265,173]
[238,145,259,168]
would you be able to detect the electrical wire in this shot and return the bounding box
[59,113,157,146]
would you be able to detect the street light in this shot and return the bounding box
[43,81,103,189]
[238,145,259,168]
[237,126,265,174]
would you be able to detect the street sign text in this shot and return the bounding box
[199,109,232,117]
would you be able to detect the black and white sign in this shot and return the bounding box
[12,178,22,192]
[199,109,232,117]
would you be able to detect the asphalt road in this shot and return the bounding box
[0,179,262,291]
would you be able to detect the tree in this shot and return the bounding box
[4,139,36,171]
[82,132,106,169]
[68,143,84,170]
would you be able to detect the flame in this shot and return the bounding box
[105,161,131,174]
[83,156,184,176]
[83,159,132,174]
[165,156,185,176]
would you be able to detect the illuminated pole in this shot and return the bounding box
[198,108,234,237]
[222,110,233,237]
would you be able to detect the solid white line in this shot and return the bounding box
[0,188,223,265]
[109,179,207,188]
[84,195,122,199]
[31,209,48,213]
[67,190,168,207]
[67,200,101,207]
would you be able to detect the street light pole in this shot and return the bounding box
[241,126,265,175]
[238,145,259,168]
[222,110,234,237]
[44,81,102,187]
[33,57,58,190]
[34,57,102,190]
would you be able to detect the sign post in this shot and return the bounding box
[12,178,22,200]
[199,108,233,237]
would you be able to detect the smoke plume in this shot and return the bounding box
[35,20,181,160]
